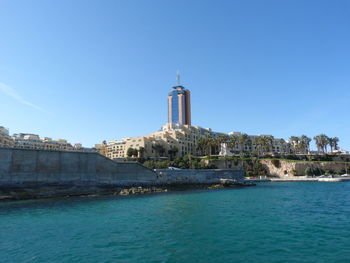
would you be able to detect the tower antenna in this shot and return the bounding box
[176,70,180,86]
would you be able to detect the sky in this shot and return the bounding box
[0,0,349,149]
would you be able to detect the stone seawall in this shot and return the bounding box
[0,148,246,199]
[0,147,157,187]
[155,169,244,185]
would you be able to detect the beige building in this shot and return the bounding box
[104,139,128,159]
[0,126,14,147]
[0,128,91,152]
[101,123,225,160]
[12,133,77,151]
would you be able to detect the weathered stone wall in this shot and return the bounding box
[204,158,349,178]
[0,147,157,187]
[0,148,245,189]
[202,159,240,169]
[261,159,349,177]
[154,169,244,185]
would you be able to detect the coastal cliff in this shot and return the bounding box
[204,158,349,178]
[260,159,349,177]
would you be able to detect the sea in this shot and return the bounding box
[1,182,350,263]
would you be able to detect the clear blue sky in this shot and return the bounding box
[0,0,349,149]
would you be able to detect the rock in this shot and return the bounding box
[220,179,235,186]
[208,184,223,189]
[119,189,130,195]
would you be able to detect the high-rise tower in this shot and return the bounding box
[168,73,191,126]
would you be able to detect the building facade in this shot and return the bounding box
[219,132,292,156]
[0,128,91,152]
[101,124,225,160]
[100,76,297,160]
[0,126,14,147]
[168,74,191,125]
[12,133,77,151]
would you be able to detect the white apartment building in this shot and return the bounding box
[219,132,291,156]
[0,128,90,152]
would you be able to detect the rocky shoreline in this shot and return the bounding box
[0,186,168,201]
[0,180,254,201]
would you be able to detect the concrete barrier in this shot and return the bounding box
[0,147,157,187]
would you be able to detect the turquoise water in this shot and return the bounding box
[1,182,350,263]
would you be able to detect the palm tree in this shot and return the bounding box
[239,133,249,153]
[328,137,340,152]
[265,135,274,152]
[333,137,339,150]
[245,137,253,154]
[320,134,329,153]
[197,136,216,156]
[314,134,329,153]
[217,135,229,144]
[260,136,269,154]
[300,135,311,154]
[197,138,207,156]
[328,137,335,152]
[228,135,239,154]
[279,138,287,154]
[206,136,217,156]
[254,136,264,156]
[289,136,300,153]
[313,135,322,153]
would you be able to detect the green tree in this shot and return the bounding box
[313,135,321,153]
[254,136,263,156]
[207,136,217,156]
[168,147,179,160]
[304,167,314,177]
[196,137,208,156]
[289,136,300,153]
[152,143,166,157]
[314,134,329,153]
[138,147,145,158]
[239,133,249,153]
[216,135,229,145]
[198,136,217,156]
[256,135,274,155]
[300,135,311,154]
[265,135,274,153]
[328,137,340,152]
[227,135,239,154]
[127,147,135,158]
[333,137,339,150]
[279,138,289,154]
[143,160,156,169]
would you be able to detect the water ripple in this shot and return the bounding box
[1,182,350,262]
